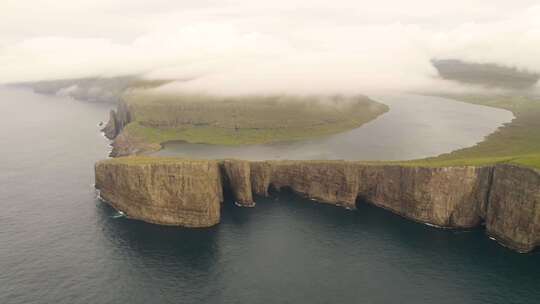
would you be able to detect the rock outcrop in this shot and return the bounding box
[101,100,131,140]
[100,100,153,157]
[95,159,222,227]
[94,158,540,252]
[109,129,161,157]
[221,160,255,207]
[102,110,119,139]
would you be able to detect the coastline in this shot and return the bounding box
[95,157,540,253]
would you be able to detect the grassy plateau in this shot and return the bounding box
[120,91,389,145]
[114,89,540,170]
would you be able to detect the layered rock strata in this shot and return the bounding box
[95,159,222,227]
[486,164,540,252]
[95,158,540,252]
[221,160,255,207]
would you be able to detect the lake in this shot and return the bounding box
[155,94,514,161]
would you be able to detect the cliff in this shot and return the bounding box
[221,160,255,207]
[101,100,131,140]
[100,100,151,157]
[249,162,492,227]
[95,158,540,253]
[486,164,540,252]
[95,159,222,227]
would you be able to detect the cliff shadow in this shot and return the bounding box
[95,199,222,272]
[355,193,373,209]
[219,173,236,204]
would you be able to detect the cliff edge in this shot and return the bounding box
[95,158,222,227]
[95,158,540,253]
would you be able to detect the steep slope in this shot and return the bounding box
[95,158,540,252]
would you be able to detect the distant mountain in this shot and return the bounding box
[15,76,138,103]
[432,59,539,89]
[15,76,169,104]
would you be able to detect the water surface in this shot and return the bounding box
[156,94,514,160]
[1,87,538,304]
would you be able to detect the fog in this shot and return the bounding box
[1,0,540,95]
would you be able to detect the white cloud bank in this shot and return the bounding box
[1,0,540,94]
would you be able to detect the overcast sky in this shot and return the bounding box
[1,0,540,94]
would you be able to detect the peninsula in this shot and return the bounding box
[102,91,389,156]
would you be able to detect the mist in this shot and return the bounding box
[2,0,540,95]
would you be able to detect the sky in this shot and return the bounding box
[1,0,540,94]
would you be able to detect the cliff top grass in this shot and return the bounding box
[99,156,220,166]
[119,91,389,145]
[99,154,540,173]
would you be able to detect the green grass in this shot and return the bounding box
[124,117,377,146]
[99,155,215,165]
[120,92,389,146]
[116,91,540,170]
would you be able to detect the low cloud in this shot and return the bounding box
[1,1,540,95]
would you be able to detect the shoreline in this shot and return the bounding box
[109,93,518,164]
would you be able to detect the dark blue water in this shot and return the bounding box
[1,87,539,304]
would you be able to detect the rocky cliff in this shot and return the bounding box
[486,164,540,252]
[95,158,540,253]
[101,100,131,140]
[100,100,149,157]
[95,159,222,227]
[222,160,255,207]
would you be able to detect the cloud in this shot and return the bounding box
[1,1,540,95]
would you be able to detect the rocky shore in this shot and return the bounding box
[95,158,540,253]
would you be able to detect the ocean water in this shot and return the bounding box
[1,87,538,304]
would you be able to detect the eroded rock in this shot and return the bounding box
[95,159,222,227]
[101,110,118,139]
[95,158,540,252]
[222,160,255,207]
[486,164,540,252]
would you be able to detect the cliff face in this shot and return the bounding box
[356,165,492,228]
[249,162,490,227]
[101,100,131,140]
[101,100,150,157]
[95,160,222,227]
[102,110,118,139]
[250,161,362,209]
[95,158,540,252]
[486,165,540,252]
[221,160,255,207]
